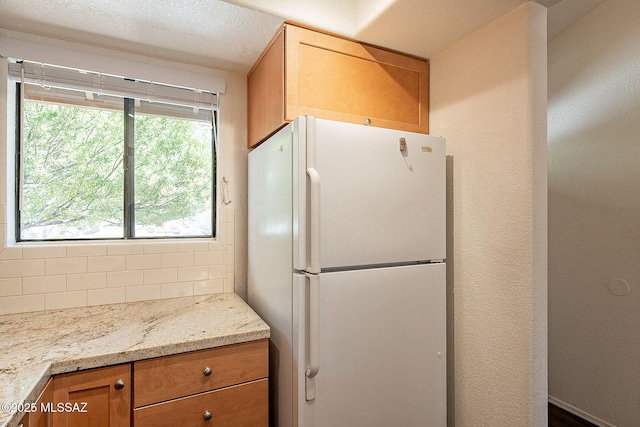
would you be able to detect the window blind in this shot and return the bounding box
[8,59,219,111]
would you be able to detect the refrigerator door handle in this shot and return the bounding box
[307,167,321,274]
[305,272,320,401]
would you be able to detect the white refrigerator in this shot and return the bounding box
[248,116,446,427]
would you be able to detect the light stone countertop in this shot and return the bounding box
[0,293,270,427]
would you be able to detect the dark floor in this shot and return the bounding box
[549,403,599,427]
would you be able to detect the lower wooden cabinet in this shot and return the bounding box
[18,339,268,427]
[133,339,269,427]
[18,377,53,427]
[52,364,131,427]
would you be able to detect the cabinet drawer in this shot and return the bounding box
[133,379,268,427]
[133,339,268,407]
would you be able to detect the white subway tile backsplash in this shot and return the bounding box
[0,247,23,260]
[209,241,225,251]
[226,273,235,293]
[143,243,178,254]
[193,251,224,266]
[209,265,226,280]
[226,222,235,245]
[126,254,162,270]
[0,294,44,314]
[45,257,87,275]
[177,241,210,252]
[88,255,126,272]
[23,246,67,259]
[143,268,178,285]
[87,287,126,306]
[0,278,22,296]
[194,279,224,296]
[45,291,87,310]
[161,252,193,268]
[107,270,144,287]
[0,207,234,313]
[67,245,107,257]
[217,224,228,245]
[23,275,66,294]
[160,282,193,298]
[107,244,144,255]
[0,259,45,278]
[177,266,209,282]
[67,272,107,291]
[218,208,228,224]
[126,284,162,302]
[226,245,235,273]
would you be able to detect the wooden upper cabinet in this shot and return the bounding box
[247,23,429,148]
[247,29,285,149]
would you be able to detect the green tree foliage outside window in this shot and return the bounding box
[20,99,214,240]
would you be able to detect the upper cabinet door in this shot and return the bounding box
[247,24,429,148]
[285,25,429,134]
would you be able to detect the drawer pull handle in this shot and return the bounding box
[114,379,125,390]
[203,367,212,377]
[204,410,213,421]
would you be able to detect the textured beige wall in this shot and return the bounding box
[0,32,250,313]
[548,0,640,425]
[430,3,548,426]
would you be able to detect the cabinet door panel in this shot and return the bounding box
[133,379,268,427]
[29,378,53,427]
[296,43,421,124]
[247,29,286,148]
[52,364,131,427]
[285,25,429,133]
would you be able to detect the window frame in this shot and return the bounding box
[14,82,218,242]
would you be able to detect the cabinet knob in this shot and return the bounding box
[204,410,213,421]
[114,379,125,390]
[364,118,372,126]
[203,366,212,377]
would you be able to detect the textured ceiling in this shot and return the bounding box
[0,0,605,72]
[0,0,284,71]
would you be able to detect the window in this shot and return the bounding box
[10,60,218,241]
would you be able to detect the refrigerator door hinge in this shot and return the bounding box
[304,272,320,401]
[305,375,316,401]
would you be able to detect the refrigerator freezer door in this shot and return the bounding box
[312,118,445,269]
[296,263,446,427]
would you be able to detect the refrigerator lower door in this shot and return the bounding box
[295,263,446,427]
